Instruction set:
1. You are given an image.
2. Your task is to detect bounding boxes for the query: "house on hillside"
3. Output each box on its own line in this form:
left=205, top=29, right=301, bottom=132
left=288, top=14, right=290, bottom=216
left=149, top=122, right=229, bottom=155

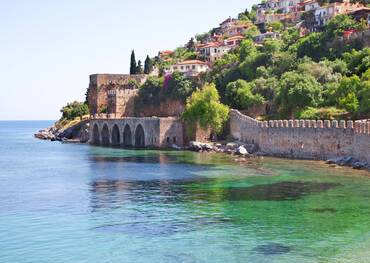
left=169, top=60, right=209, bottom=77
left=254, top=32, right=281, bottom=44
left=349, top=7, right=370, bottom=26
left=197, top=42, right=231, bottom=63
left=217, top=17, right=250, bottom=37
left=313, top=2, right=362, bottom=29
left=224, top=35, right=245, bottom=47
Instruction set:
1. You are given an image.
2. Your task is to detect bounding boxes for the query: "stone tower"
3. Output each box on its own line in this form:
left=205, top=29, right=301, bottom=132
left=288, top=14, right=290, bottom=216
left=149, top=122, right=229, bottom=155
left=87, top=74, right=147, bottom=117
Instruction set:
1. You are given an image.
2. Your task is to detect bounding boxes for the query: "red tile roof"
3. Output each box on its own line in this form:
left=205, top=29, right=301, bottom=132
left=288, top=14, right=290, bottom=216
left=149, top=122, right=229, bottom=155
left=177, top=60, right=208, bottom=65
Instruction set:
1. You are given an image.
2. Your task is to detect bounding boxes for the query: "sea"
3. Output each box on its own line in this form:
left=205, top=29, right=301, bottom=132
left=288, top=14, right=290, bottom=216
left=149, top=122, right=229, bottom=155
left=0, top=121, right=369, bottom=263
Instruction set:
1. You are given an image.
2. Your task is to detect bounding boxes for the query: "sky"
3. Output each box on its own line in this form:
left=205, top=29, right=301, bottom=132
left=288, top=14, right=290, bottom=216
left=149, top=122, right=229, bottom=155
left=0, top=0, right=259, bottom=120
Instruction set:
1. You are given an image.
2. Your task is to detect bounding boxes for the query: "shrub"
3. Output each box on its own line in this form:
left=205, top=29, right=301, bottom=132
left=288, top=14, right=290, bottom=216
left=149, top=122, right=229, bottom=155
left=296, top=107, right=347, bottom=120
left=60, top=101, right=89, bottom=120
left=182, top=83, right=230, bottom=134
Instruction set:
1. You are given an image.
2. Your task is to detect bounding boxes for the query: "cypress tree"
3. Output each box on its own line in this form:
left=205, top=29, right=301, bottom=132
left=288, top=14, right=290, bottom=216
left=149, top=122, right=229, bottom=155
left=130, top=50, right=137, bottom=75
left=144, top=55, right=153, bottom=74
left=136, top=60, right=143, bottom=74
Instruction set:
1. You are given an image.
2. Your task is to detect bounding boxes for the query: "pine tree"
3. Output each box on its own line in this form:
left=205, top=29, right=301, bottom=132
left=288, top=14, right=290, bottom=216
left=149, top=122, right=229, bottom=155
left=144, top=55, right=153, bottom=74
left=130, top=50, right=137, bottom=75
left=136, top=60, right=143, bottom=74
left=186, top=37, right=196, bottom=52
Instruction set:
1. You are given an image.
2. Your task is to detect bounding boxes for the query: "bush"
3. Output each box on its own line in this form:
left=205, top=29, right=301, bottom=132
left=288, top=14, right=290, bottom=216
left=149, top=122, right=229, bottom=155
left=276, top=71, right=322, bottom=116
left=60, top=101, right=89, bottom=120
left=296, top=107, right=347, bottom=120
left=182, top=84, right=230, bottom=134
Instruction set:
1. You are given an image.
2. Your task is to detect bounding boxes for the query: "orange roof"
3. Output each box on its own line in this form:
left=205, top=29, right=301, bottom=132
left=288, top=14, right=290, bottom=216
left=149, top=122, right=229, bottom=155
left=159, top=50, right=173, bottom=56
left=226, top=35, right=245, bottom=41
left=200, top=42, right=222, bottom=49
left=177, top=60, right=208, bottom=65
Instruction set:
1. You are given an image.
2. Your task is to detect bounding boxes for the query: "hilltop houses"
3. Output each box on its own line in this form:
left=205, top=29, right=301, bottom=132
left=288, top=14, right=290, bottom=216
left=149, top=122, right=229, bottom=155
left=169, top=60, right=209, bottom=77
left=156, top=0, right=368, bottom=78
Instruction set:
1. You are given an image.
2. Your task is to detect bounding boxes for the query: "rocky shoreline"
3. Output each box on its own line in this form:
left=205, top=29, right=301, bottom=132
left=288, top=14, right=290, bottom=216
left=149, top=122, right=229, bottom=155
left=186, top=141, right=370, bottom=171
left=35, top=125, right=369, bottom=171
left=34, top=120, right=90, bottom=143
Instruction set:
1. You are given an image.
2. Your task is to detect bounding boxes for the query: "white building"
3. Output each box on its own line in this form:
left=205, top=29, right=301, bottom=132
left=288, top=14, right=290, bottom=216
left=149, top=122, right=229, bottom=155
left=169, top=60, right=209, bottom=77
left=198, top=42, right=231, bottom=63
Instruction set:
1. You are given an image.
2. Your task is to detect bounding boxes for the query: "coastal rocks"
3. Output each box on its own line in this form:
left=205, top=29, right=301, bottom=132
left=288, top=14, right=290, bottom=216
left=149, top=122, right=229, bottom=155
left=326, top=157, right=369, bottom=170
left=236, top=146, right=249, bottom=156
left=188, top=141, right=258, bottom=158
left=34, top=120, right=90, bottom=143
left=35, top=127, right=57, bottom=141
left=188, top=141, right=213, bottom=152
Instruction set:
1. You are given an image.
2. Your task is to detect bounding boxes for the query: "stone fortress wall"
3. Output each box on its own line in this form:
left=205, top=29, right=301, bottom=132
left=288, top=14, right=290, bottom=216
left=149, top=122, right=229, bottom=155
left=88, top=74, right=147, bottom=117
left=230, top=110, right=370, bottom=164
left=90, top=114, right=184, bottom=148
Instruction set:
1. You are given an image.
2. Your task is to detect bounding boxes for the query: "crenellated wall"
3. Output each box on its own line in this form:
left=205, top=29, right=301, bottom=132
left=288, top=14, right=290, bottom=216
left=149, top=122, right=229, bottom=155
left=230, top=110, right=370, bottom=164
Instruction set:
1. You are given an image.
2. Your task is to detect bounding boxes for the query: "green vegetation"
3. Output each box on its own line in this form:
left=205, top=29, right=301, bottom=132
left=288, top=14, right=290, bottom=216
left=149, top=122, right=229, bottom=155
left=205, top=14, right=370, bottom=119
left=60, top=101, right=89, bottom=121
left=136, top=72, right=197, bottom=105
left=133, top=11, right=369, bottom=122
left=130, top=50, right=137, bottom=75
left=182, top=84, right=230, bottom=134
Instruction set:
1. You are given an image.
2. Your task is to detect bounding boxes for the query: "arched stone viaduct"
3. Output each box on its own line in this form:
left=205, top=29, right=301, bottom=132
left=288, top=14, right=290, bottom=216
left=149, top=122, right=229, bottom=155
left=90, top=115, right=184, bottom=148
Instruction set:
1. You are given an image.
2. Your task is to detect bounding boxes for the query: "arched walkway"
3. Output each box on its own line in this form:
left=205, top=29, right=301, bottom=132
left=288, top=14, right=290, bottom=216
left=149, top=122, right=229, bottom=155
left=92, top=124, right=100, bottom=145
left=123, top=124, right=132, bottom=147
left=101, top=124, right=110, bottom=146
left=135, top=124, right=145, bottom=148
left=111, top=125, right=120, bottom=146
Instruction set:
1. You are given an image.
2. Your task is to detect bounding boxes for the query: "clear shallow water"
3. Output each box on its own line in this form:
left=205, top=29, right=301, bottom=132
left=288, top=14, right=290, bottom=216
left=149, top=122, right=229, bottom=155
left=0, top=121, right=370, bottom=263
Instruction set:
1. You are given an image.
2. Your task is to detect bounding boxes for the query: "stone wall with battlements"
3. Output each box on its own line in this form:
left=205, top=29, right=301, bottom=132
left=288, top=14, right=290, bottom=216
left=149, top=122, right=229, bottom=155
left=230, top=110, right=370, bottom=164
left=87, top=74, right=147, bottom=116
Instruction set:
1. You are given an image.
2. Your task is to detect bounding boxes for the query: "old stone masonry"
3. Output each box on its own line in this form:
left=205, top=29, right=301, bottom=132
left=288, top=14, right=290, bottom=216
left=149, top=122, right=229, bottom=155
left=230, top=110, right=370, bottom=166
left=87, top=74, right=186, bottom=148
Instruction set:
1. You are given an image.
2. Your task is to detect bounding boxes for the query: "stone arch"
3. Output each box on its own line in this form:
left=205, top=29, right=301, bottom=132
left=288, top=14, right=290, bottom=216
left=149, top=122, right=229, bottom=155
left=101, top=124, right=110, bottom=146
left=135, top=124, right=145, bottom=148
left=123, top=124, right=132, bottom=147
left=111, top=124, right=120, bottom=146
left=92, top=124, right=100, bottom=145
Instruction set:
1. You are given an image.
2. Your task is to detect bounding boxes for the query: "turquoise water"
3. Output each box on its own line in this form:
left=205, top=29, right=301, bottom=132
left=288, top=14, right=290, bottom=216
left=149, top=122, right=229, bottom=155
left=0, top=121, right=370, bottom=263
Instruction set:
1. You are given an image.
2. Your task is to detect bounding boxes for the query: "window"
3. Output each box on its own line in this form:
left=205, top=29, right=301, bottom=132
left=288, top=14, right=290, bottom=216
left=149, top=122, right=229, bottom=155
left=166, top=137, right=170, bottom=143
left=192, top=65, right=196, bottom=70
left=173, top=66, right=178, bottom=70
left=186, top=66, right=190, bottom=70
left=180, top=66, right=184, bottom=70
left=173, top=137, right=176, bottom=144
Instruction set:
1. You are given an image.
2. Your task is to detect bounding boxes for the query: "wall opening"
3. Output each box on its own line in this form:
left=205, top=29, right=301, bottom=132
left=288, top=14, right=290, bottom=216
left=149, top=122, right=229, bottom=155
left=101, top=124, right=110, bottom=146
left=135, top=124, right=145, bottom=148
left=123, top=124, right=132, bottom=147
left=92, top=124, right=100, bottom=145
left=111, top=124, right=120, bottom=146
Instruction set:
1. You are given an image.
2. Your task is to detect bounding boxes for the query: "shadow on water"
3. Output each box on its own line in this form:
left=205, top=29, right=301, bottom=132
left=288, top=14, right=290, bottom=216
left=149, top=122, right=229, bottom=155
left=89, top=180, right=341, bottom=211
left=253, top=243, right=292, bottom=255
left=94, top=216, right=232, bottom=237
left=223, top=181, right=341, bottom=202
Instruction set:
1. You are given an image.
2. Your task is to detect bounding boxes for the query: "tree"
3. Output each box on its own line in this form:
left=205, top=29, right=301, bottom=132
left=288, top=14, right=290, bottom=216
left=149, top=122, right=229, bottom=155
left=182, top=84, right=230, bottom=134
left=267, top=21, right=284, bottom=32
left=136, top=60, right=143, bottom=74
left=277, top=71, right=322, bottom=116
left=60, top=101, right=89, bottom=120
left=164, top=71, right=196, bottom=101
left=130, top=50, right=137, bottom=75
left=186, top=37, right=196, bottom=52
left=225, top=79, right=264, bottom=110
left=336, top=75, right=362, bottom=112
left=144, top=55, right=153, bottom=74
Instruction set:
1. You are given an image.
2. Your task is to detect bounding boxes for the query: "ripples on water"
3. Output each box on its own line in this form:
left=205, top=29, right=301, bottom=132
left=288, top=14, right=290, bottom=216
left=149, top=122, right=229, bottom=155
left=0, top=121, right=370, bottom=263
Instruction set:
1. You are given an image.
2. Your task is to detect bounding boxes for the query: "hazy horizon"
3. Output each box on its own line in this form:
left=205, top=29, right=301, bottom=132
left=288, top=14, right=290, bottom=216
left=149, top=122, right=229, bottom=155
left=0, top=0, right=259, bottom=120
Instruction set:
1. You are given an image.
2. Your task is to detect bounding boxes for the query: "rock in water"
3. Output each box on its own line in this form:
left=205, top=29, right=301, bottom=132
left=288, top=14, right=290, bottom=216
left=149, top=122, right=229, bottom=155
left=236, top=146, right=249, bottom=156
